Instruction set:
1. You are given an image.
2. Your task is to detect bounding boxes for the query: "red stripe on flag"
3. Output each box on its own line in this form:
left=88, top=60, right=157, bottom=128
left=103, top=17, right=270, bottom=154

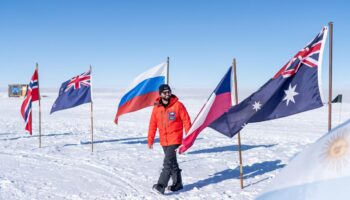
left=32, top=69, right=40, bottom=102
left=302, top=59, right=317, bottom=67
left=310, top=43, right=321, bottom=52
left=179, top=92, right=231, bottom=154
left=25, top=111, right=32, bottom=135
left=114, top=91, right=159, bottom=124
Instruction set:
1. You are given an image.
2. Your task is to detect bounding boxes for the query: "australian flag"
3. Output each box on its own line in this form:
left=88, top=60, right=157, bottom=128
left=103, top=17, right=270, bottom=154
left=51, top=70, right=92, bottom=114
left=209, top=27, right=328, bottom=138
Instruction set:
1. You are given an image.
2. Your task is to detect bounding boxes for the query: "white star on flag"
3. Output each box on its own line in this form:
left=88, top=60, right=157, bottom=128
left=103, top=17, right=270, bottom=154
left=283, top=84, right=299, bottom=106
left=252, top=101, right=262, bottom=112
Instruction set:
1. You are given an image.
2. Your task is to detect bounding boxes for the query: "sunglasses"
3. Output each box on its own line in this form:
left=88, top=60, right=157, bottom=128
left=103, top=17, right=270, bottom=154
left=161, top=91, right=171, bottom=95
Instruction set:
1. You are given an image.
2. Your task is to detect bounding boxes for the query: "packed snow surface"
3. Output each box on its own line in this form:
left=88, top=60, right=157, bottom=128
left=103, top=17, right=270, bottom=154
left=0, top=89, right=348, bottom=199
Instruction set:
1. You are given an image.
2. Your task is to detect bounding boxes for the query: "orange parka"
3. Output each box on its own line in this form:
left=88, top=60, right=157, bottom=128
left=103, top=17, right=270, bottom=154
left=148, top=95, right=191, bottom=146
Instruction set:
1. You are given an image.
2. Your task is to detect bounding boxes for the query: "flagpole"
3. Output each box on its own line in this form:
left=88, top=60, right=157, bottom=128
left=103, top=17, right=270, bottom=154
left=167, top=57, right=170, bottom=85
left=37, top=63, right=42, bottom=148
left=328, top=22, right=333, bottom=132
left=339, top=101, right=342, bottom=124
left=90, top=65, right=94, bottom=152
left=233, top=58, right=244, bottom=189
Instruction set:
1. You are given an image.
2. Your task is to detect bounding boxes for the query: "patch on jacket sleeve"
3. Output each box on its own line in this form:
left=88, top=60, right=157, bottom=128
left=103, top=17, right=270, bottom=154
left=168, top=111, right=176, bottom=121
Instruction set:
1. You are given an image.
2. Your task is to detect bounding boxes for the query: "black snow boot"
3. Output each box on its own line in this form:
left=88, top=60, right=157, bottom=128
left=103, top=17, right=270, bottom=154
left=153, top=184, right=165, bottom=195
left=168, top=169, right=183, bottom=192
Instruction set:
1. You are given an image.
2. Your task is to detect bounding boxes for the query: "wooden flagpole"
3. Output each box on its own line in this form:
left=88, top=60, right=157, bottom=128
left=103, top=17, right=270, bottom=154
left=90, top=65, right=94, bottom=152
left=167, top=57, right=170, bottom=85
left=328, top=22, right=333, bottom=132
left=37, top=63, right=42, bottom=148
left=233, top=58, right=244, bottom=189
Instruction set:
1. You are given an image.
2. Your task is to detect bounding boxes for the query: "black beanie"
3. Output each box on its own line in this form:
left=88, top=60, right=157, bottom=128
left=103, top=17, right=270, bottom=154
left=159, top=84, right=171, bottom=94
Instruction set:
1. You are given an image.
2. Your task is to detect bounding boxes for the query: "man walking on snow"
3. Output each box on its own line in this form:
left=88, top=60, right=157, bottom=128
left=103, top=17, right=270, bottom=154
left=148, top=84, right=191, bottom=194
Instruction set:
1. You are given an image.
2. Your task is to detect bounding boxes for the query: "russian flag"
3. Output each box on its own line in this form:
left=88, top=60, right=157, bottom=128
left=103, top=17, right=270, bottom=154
left=179, top=67, right=232, bottom=154
left=114, top=62, right=167, bottom=124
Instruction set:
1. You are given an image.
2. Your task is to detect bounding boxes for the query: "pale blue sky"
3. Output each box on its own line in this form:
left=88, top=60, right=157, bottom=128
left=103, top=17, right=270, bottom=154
left=0, top=0, right=349, bottom=91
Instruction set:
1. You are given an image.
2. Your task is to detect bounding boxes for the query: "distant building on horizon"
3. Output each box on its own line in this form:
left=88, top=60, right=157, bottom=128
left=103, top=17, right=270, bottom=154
left=8, top=84, right=28, bottom=97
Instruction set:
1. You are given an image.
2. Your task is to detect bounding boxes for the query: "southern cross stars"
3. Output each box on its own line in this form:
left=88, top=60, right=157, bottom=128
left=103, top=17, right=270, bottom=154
left=252, top=101, right=262, bottom=112
left=283, top=84, right=299, bottom=106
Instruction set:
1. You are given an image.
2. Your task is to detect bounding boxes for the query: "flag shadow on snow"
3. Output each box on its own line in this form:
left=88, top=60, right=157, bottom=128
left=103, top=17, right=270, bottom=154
left=0, top=132, right=74, bottom=141
left=187, top=144, right=276, bottom=155
left=0, top=132, right=16, bottom=136
left=63, top=136, right=155, bottom=147
left=83, top=137, right=201, bottom=145
left=120, top=137, right=161, bottom=145
left=173, top=160, right=285, bottom=194
left=120, top=137, right=203, bottom=145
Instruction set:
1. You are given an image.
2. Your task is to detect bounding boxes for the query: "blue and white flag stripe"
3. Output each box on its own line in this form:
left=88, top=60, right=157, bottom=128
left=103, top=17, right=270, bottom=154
left=119, top=76, right=165, bottom=107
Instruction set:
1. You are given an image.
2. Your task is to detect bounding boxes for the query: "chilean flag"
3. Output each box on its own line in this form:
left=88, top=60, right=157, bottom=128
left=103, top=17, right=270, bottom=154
left=114, top=62, right=167, bottom=124
left=179, top=67, right=232, bottom=154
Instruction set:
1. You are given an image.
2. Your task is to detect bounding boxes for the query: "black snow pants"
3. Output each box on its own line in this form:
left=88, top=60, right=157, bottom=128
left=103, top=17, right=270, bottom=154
left=157, top=144, right=181, bottom=188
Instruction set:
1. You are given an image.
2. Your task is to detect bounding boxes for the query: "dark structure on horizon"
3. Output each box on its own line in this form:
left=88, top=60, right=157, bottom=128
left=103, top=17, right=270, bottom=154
left=8, top=84, right=28, bottom=97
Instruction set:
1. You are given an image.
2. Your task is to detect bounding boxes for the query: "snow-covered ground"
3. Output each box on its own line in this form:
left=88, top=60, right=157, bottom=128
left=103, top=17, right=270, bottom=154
left=0, top=89, right=349, bottom=200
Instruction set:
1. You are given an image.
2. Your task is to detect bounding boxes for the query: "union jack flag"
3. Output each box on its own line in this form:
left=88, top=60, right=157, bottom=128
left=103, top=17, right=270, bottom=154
left=274, top=27, right=327, bottom=79
left=21, top=68, right=40, bottom=135
left=65, top=71, right=91, bottom=92
left=50, top=69, right=92, bottom=114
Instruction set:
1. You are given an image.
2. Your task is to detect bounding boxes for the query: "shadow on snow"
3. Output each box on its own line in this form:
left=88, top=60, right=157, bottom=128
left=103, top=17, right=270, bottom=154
left=170, top=160, right=285, bottom=194
left=0, top=132, right=74, bottom=141
left=63, top=137, right=159, bottom=147
left=120, top=138, right=203, bottom=145
left=187, top=144, right=277, bottom=154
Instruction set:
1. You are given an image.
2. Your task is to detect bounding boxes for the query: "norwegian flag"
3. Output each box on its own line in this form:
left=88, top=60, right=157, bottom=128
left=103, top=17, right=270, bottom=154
left=51, top=70, right=92, bottom=114
left=21, top=68, right=40, bottom=135
left=209, top=27, right=328, bottom=138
